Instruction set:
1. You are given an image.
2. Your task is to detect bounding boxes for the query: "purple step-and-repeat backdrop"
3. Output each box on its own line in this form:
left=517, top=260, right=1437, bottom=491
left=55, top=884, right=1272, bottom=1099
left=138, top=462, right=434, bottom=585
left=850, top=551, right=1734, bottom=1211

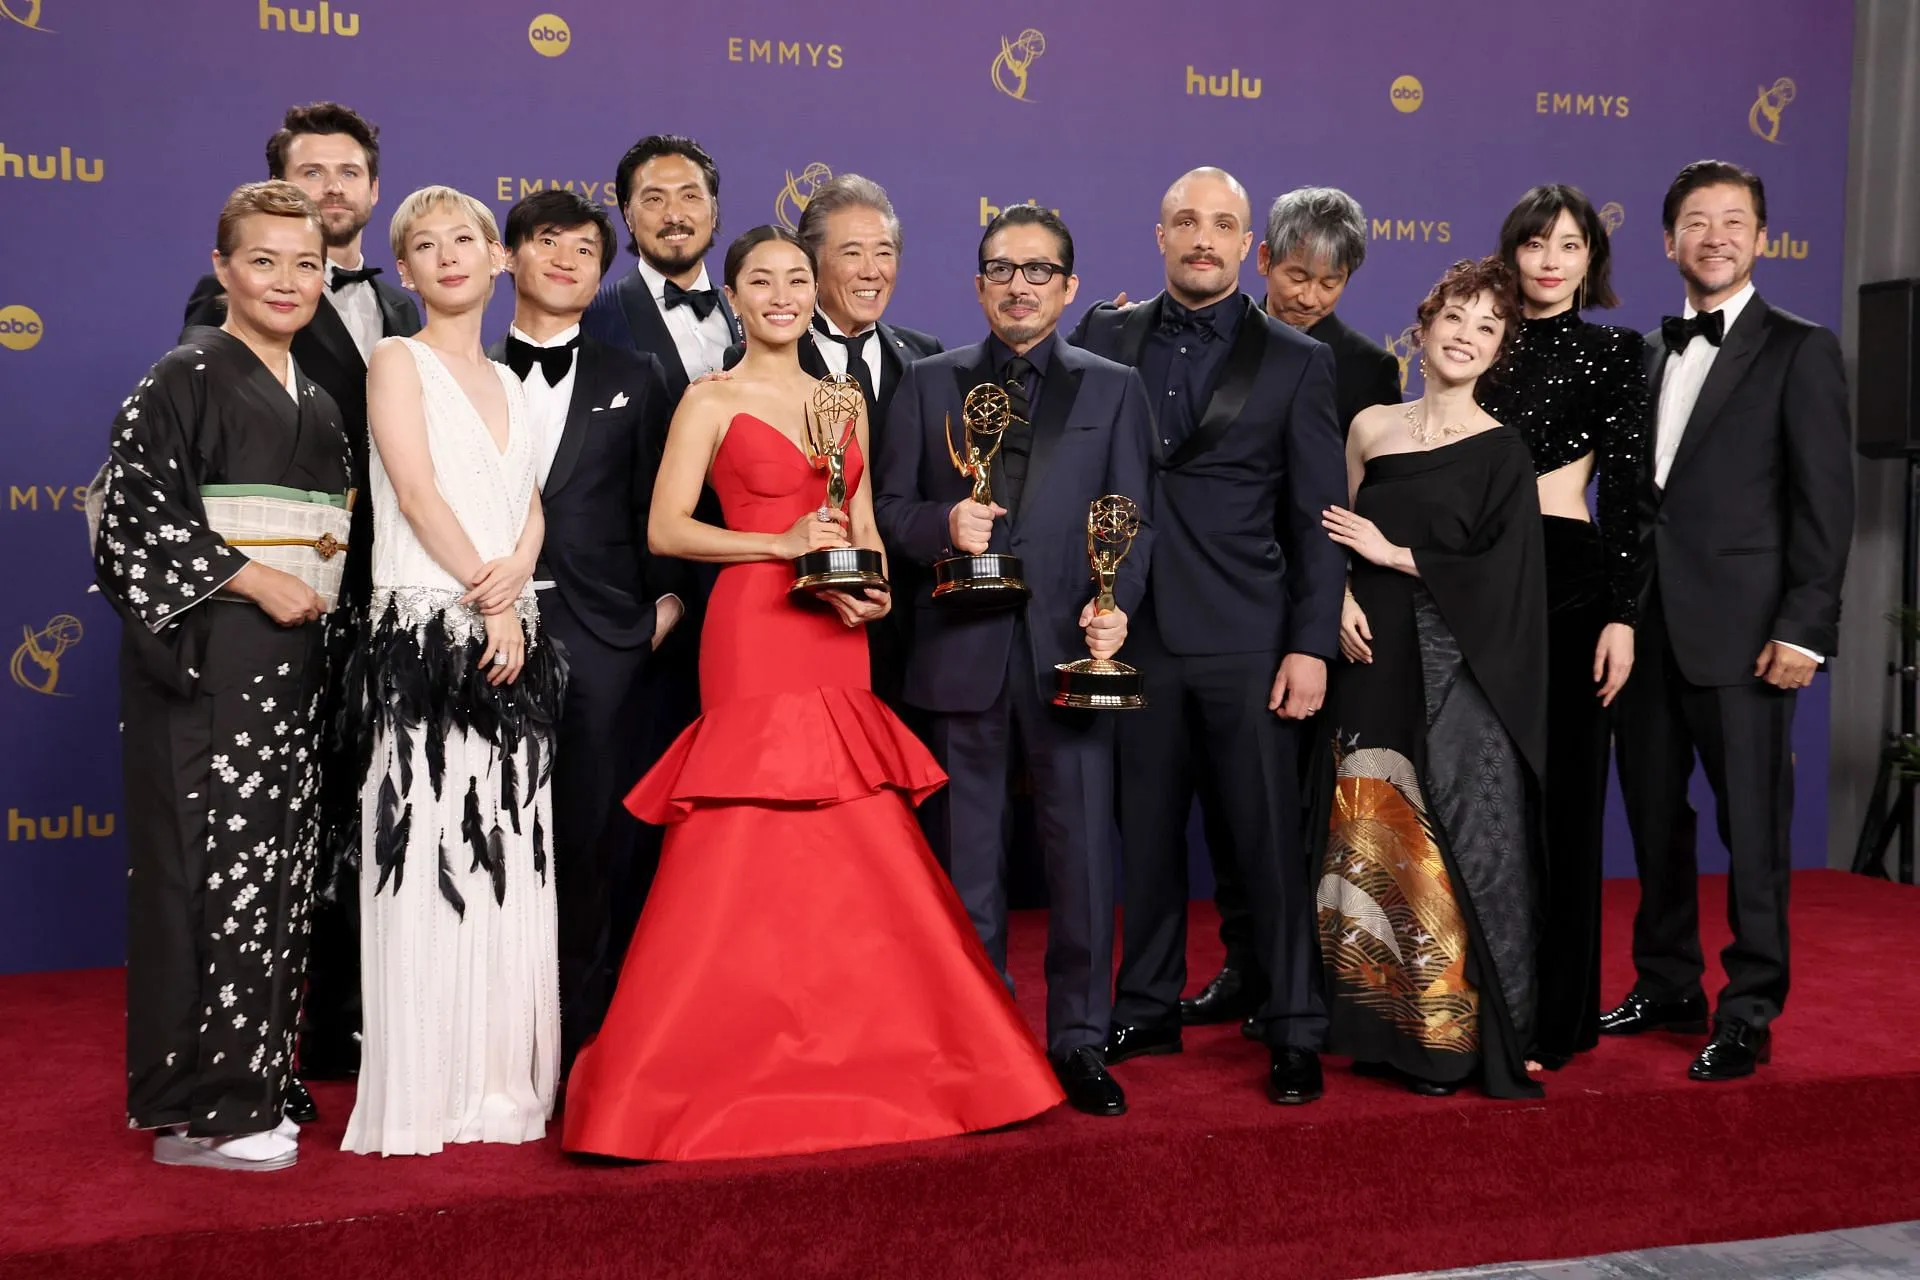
left=0, top=0, right=1852, bottom=972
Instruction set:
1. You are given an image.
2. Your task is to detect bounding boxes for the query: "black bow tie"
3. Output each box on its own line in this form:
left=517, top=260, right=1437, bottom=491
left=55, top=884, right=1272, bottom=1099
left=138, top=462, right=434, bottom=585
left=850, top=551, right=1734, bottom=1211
left=330, top=265, right=382, bottom=292
left=662, top=279, right=720, bottom=321
left=502, top=334, right=579, bottom=386
left=1159, top=299, right=1221, bottom=342
left=1661, top=310, right=1726, bottom=351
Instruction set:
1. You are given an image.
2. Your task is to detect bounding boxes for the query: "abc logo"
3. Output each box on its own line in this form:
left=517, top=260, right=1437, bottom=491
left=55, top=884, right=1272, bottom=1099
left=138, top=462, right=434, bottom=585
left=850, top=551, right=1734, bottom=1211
left=1390, top=74, right=1424, bottom=114
left=528, top=12, right=569, bottom=56
left=0, top=305, right=43, bottom=351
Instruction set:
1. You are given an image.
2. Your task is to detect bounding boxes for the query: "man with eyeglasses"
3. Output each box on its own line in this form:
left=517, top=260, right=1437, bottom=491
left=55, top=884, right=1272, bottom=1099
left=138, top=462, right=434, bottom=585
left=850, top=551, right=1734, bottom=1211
left=1069, top=167, right=1344, bottom=1106
left=875, top=205, right=1155, bottom=1118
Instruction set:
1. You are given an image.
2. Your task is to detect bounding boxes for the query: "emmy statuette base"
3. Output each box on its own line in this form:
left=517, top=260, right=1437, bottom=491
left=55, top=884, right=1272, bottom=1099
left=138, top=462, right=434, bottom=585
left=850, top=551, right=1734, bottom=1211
left=1052, top=658, right=1147, bottom=710
left=790, top=547, right=888, bottom=598
left=932, top=553, right=1030, bottom=609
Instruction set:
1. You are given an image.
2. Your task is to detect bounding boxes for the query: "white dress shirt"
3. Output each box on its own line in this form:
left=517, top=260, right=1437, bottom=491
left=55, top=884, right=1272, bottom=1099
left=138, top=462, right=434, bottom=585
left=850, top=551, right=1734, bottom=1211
left=504, top=324, right=578, bottom=592
left=635, top=258, right=731, bottom=380
left=1654, top=281, right=1820, bottom=665
left=325, top=254, right=384, bottom=364
left=812, top=309, right=884, bottom=391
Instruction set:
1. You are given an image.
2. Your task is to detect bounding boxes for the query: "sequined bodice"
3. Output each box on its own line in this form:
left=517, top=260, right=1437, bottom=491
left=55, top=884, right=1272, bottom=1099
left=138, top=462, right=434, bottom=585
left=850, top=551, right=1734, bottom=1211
left=1476, top=311, right=1650, bottom=625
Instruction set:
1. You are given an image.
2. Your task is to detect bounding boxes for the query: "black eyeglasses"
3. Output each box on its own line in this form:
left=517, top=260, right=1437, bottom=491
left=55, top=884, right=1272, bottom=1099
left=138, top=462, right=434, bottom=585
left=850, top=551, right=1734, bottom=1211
left=980, top=258, right=1068, bottom=285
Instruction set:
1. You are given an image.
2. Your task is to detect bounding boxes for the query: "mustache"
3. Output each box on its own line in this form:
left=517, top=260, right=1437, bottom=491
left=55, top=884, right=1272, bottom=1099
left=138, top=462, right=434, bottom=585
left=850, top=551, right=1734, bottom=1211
left=1182, top=253, right=1223, bottom=266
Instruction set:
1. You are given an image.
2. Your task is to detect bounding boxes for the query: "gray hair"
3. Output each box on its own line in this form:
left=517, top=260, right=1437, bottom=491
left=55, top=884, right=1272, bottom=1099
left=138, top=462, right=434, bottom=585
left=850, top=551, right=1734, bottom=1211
left=1263, top=186, right=1368, bottom=277
left=795, top=173, right=903, bottom=257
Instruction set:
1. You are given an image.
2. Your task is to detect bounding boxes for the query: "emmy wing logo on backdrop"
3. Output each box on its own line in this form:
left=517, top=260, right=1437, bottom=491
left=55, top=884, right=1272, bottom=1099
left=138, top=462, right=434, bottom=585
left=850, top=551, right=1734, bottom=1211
left=775, top=163, right=833, bottom=232
left=1600, top=201, right=1625, bottom=236
left=10, top=614, right=80, bottom=697
left=1385, top=331, right=1415, bottom=394
left=528, top=13, right=568, bottom=56
left=1749, top=77, right=1796, bottom=143
left=992, top=28, right=1046, bottom=101
left=0, top=305, right=43, bottom=351
left=1390, top=75, right=1423, bottom=113
left=0, top=0, right=49, bottom=30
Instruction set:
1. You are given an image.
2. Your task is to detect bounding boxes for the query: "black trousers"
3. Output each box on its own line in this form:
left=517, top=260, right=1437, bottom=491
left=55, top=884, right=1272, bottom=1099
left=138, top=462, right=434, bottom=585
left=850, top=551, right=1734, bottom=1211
left=301, top=607, right=366, bottom=1076
left=920, top=625, right=1114, bottom=1057
left=1114, top=615, right=1326, bottom=1048
left=541, top=590, right=652, bottom=1068
left=1614, top=592, right=1798, bottom=1026
left=1534, top=517, right=1611, bottom=1061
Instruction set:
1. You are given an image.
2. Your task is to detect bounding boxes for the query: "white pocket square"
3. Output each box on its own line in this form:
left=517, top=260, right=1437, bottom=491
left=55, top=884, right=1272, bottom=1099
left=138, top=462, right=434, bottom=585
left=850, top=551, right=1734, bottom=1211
left=608, top=392, right=629, bottom=410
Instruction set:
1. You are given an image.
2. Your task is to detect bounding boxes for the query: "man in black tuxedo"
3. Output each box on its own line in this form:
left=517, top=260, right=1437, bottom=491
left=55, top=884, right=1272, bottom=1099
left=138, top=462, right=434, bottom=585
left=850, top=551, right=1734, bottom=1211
left=722, top=174, right=943, bottom=705
left=1069, top=168, right=1343, bottom=1104
left=181, top=101, right=420, bottom=1099
left=1604, top=160, right=1853, bottom=1080
left=875, top=205, right=1154, bottom=1117
left=489, top=191, right=683, bottom=1071
left=583, top=134, right=743, bottom=395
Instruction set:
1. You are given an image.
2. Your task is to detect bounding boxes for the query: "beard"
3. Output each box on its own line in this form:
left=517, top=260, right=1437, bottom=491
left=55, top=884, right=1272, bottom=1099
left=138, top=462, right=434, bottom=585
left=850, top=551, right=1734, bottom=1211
left=320, top=202, right=372, bottom=250
left=639, top=225, right=715, bottom=276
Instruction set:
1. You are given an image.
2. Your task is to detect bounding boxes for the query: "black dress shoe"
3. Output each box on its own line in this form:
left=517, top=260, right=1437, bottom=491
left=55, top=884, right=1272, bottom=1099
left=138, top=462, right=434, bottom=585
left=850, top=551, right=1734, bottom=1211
left=1180, top=967, right=1265, bottom=1026
left=1103, top=1022, right=1182, bottom=1065
left=1689, top=1018, right=1771, bottom=1081
left=283, top=1077, right=318, bottom=1124
left=1352, top=1060, right=1456, bottom=1096
left=1598, top=991, right=1710, bottom=1036
left=1267, top=1047, right=1324, bottom=1104
left=1055, top=1046, right=1128, bottom=1117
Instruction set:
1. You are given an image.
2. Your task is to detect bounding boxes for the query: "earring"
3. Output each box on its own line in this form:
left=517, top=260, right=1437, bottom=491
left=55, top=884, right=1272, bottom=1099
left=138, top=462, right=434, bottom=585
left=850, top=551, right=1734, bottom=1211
left=1577, top=276, right=1588, bottom=311
left=1418, top=353, right=1428, bottom=381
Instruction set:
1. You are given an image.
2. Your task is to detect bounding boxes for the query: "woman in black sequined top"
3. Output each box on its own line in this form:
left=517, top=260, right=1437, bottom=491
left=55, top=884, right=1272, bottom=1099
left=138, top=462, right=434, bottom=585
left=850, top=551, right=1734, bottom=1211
left=1477, top=185, right=1650, bottom=1071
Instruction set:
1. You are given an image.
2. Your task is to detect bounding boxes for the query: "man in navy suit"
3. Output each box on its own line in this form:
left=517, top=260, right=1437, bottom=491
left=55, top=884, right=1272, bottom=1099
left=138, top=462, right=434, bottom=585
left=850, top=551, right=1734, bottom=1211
left=1069, top=168, right=1344, bottom=1105
left=875, top=205, right=1154, bottom=1117
left=489, top=190, right=684, bottom=1071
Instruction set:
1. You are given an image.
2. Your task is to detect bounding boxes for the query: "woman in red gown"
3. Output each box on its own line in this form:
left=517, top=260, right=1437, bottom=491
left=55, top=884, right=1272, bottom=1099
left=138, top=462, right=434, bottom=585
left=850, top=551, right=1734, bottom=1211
left=562, top=227, right=1063, bottom=1162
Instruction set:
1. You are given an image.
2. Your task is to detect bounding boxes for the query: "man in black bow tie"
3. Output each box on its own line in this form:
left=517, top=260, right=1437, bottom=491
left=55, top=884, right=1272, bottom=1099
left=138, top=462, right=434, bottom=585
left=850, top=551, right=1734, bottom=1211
left=492, top=190, right=684, bottom=1071
left=1068, top=167, right=1344, bottom=1106
left=584, top=134, right=742, bottom=398
left=180, top=102, right=422, bottom=1107
left=1605, top=160, right=1853, bottom=1082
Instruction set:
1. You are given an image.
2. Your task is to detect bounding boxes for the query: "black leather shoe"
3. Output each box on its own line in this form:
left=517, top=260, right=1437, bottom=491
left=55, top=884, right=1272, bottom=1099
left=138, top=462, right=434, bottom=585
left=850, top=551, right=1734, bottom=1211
left=1598, top=991, right=1710, bottom=1036
left=1181, top=967, right=1265, bottom=1025
left=283, top=1077, right=318, bottom=1125
left=1688, top=1018, right=1771, bottom=1081
left=1056, top=1046, right=1128, bottom=1116
left=1239, top=1017, right=1259, bottom=1040
left=1267, top=1047, right=1324, bottom=1105
left=1103, top=1022, right=1182, bottom=1065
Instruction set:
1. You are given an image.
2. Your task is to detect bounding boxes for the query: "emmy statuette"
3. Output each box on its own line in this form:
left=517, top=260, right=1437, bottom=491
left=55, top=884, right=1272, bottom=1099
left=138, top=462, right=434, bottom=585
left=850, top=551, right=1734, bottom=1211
left=790, top=372, right=889, bottom=598
left=932, top=383, right=1030, bottom=607
left=1052, top=495, right=1146, bottom=710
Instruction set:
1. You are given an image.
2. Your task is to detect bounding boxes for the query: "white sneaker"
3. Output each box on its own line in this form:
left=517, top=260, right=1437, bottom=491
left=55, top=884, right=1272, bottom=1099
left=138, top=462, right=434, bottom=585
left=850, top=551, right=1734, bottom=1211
left=154, top=1129, right=298, bottom=1172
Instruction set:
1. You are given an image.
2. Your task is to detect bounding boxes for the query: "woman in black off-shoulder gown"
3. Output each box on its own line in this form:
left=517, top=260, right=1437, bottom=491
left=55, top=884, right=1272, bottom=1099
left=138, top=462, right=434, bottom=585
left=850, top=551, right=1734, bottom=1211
left=1478, top=186, right=1650, bottom=1068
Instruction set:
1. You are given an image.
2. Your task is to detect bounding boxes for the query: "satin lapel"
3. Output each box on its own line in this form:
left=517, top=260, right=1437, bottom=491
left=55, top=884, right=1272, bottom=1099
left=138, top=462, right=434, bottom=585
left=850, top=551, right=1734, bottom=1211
left=1117, top=295, right=1161, bottom=368
left=373, top=280, right=417, bottom=337
left=1665, top=296, right=1770, bottom=485
left=1166, top=295, right=1268, bottom=470
left=875, top=321, right=906, bottom=409
left=543, top=343, right=600, bottom=499
left=619, top=271, right=688, bottom=389
left=1643, top=331, right=1669, bottom=488
left=302, top=298, right=366, bottom=382
left=1013, top=351, right=1085, bottom=527
left=799, top=332, right=831, bottom=380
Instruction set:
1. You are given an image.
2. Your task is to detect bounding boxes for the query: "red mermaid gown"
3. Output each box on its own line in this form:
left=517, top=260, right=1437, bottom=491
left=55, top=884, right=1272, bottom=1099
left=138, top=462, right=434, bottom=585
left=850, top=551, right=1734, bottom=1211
left=562, top=414, right=1063, bottom=1162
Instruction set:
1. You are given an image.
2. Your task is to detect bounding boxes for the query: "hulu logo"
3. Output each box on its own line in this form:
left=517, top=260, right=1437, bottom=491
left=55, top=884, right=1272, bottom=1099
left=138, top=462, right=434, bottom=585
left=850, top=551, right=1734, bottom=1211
left=258, top=0, right=359, bottom=36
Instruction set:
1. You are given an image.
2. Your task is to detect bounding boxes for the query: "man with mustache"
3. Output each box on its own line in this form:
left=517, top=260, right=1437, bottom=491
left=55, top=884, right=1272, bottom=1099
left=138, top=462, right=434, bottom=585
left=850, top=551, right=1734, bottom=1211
left=1605, top=160, right=1853, bottom=1081
left=1068, top=167, right=1344, bottom=1105
left=489, top=190, right=682, bottom=1073
left=875, top=205, right=1155, bottom=1117
left=180, top=101, right=422, bottom=1110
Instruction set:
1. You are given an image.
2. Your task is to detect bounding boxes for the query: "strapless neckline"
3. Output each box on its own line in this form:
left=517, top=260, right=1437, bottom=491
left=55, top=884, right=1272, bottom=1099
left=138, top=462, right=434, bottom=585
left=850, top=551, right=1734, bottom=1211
left=724, top=412, right=816, bottom=468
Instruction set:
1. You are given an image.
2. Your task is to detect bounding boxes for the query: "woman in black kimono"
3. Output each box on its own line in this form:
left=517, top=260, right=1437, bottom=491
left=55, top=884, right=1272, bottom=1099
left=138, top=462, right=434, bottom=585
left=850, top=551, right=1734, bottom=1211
left=1319, top=256, right=1548, bottom=1099
left=1477, top=186, right=1650, bottom=1069
left=94, top=181, right=350, bottom=1171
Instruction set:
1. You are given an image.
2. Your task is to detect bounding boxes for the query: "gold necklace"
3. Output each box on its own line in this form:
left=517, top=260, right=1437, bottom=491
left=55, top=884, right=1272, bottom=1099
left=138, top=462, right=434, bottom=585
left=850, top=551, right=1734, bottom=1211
left=1404, top=402, right=1471, bottom=447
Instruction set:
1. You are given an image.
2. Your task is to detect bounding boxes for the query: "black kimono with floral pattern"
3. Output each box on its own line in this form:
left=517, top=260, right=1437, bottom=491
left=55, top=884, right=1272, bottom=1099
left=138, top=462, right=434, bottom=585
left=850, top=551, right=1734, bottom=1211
left=95, top=326, right=349, bottom=1137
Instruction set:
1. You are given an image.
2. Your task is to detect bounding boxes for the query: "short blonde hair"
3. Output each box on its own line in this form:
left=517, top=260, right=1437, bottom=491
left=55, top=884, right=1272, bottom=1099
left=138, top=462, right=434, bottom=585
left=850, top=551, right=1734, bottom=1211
left=388, top=184, right=501, bottom=261
left=216, top=180, right=323, bottom=257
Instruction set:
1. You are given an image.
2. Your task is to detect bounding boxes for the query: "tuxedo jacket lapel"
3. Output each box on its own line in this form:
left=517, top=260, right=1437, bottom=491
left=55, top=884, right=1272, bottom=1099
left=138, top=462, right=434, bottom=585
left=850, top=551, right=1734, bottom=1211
left=1117, top=296, right=1160, bottom=368
left=799, top=332, right=831, bottom=380
left=301, top=299, right=366, bottom=383
left=1166, top=295, right=1268, bottom=469
left=373, top=280, right=417, bottom=338
left=1666, top=296, right=1770, bottom=486
left=618, top=270, right=689, bottom=389
left=543, top=345, right=601, bottom=499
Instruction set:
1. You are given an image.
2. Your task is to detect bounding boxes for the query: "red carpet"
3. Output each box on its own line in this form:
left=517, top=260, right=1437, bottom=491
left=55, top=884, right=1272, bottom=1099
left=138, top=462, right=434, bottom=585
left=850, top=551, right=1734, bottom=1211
left=5, top=872, right=1920, bottom=1279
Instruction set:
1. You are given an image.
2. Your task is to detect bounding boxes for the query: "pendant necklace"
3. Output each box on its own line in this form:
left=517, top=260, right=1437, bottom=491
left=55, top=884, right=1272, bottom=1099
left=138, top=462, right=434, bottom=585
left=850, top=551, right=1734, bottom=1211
left=1404, top=402, right=1471, bottom=447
